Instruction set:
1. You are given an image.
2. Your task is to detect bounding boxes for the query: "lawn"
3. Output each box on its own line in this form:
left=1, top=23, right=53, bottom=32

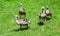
left=0, top=0, right=60, bottom=36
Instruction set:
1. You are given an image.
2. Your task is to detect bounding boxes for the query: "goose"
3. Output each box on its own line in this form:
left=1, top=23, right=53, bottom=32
left=19, top=3, right=26, bottom=18
left=14, top=15, right=30, bottom=29
left=39, top=7, right=47, bottom=22
left=39, top=7, right=46, bottom=19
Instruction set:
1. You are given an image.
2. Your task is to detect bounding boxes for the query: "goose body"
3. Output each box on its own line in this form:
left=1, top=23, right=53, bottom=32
left=19, top=8, right=26, bottom=15
left=15, top=15, right=30, bottom=24
left=40, top=13, right=46, bottom=18
left=45, top=6, right=52, bottom=16
left=46, top=9, right=51, bottom=16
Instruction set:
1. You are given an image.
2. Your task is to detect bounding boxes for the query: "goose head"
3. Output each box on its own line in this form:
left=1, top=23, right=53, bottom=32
left=20, top=3, right=23, bottom=7
left=14, top=15, right=19, bottom=19
left=41, top=6, right=45, bottom=13
left=46, top=6, right=49, bottom=9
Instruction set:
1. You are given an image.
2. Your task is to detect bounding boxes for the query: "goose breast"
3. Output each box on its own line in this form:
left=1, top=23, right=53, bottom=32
left=20, top=9, right=25, bottom=12
left=46, top=10, right=50, bottom=14
left=40, top=13, right=46, bottom=18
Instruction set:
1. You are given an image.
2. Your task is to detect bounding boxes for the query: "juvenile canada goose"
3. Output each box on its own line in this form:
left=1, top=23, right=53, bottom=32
left=39, top=7, right=47, bottom=21
left=14, top=15, right=30, bottom=29
left=19, top=3, right=26, bottom=18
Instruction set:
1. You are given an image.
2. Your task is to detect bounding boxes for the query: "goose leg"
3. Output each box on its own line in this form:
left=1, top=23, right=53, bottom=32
left=20, top=24, right=22, bottom=30
left=26, top=24, right=28, bottom=29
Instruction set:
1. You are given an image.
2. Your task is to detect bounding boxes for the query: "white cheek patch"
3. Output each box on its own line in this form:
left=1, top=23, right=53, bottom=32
left=28, top=20, right=30, bottom=23
left=14, top=15, right=18, bottom=18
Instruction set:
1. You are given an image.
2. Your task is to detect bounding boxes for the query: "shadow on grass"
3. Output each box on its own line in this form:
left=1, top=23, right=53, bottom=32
left=46, top=18, right=51, bottom=21
left=13, top=26, right=30, bottom=32
left=38, top=18, right=51, bottom=26
left=38, top=22, right=44, bottom=26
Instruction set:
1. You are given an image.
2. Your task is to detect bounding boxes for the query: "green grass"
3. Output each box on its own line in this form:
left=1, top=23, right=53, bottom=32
left=0, top=0, right=60, bottom=36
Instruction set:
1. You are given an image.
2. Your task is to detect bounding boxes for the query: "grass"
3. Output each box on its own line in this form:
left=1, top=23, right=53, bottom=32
left=0, top=0, right=60, bottom=36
